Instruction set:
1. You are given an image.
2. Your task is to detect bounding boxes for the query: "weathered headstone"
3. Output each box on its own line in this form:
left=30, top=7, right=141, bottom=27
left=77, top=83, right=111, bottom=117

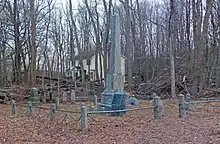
left=29, top=87, right=40, bottom=106
left=127, top=97, right=139, bottom=106
left=41, top=90, right=46, bottom=103
left=71, top=90, right=76, bottom=103
left=62, top=91, right=67, bottom=103
left=43, top=92, right=46, bottom=103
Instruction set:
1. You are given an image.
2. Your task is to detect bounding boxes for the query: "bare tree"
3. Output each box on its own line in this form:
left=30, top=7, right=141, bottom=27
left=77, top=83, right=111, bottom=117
left=30, top=0, right=37, bottom=87
left=169, top=0, right=177, bottom=98
left=124, top=0, right=133, bottom=92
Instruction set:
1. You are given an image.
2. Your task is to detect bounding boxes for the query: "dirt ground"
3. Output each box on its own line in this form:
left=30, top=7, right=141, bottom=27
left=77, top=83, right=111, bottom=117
left=0, top=101, right=220, bottom=144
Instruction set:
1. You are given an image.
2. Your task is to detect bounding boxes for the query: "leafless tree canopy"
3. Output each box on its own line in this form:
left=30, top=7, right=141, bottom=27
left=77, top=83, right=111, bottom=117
left=0, top=0, right=219, bottom=98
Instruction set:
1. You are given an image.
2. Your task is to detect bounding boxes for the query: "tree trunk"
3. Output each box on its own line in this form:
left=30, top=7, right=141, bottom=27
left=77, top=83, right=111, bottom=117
left=70, top=0, right=85, bottom=85
left=169, top=0, right=177, bottom=98
left=30, top=0, right=37, bottom=87
left=99, top=52, right=103, bottom=84
left=13, top=0, right=22, bottom=84
left=198, top=0, right=213, bottom=96
left=124, top=0, right=133, bottom=92
left=102, top=0, right=112, bottom=85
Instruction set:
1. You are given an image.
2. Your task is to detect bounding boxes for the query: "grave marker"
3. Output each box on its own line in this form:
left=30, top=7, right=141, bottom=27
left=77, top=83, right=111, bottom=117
left=71, top=90, right=76, bottom=103
left=62, top=91, right=67, bottom=103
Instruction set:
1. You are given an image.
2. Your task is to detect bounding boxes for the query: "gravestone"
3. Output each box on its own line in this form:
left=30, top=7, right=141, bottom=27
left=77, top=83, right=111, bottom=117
left=29, top=87, right=40, bottom=106
left=43, top=91, right=46, bottom=103
left=127, top=97, right=139, bottom=106
left=39, top=89, right=46, bottom=103
left=62, top=91, right=67, bottom=103
left=71, top=90, right=76, bottom=103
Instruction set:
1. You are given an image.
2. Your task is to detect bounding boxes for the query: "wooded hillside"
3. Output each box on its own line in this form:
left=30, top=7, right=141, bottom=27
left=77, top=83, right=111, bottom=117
left=0, top=0, right=219, bottom=99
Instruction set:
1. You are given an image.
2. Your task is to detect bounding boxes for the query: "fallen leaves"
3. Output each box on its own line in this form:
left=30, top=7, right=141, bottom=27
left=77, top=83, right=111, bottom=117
left=0, top=102, right=220, bottom=144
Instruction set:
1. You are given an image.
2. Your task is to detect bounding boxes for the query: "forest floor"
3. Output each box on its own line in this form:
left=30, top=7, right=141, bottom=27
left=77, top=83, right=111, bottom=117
left=0, top=100, right=220, bottom=144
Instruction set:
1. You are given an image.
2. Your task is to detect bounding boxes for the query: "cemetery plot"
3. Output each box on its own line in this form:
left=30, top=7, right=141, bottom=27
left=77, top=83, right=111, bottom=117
left=0, top=100, right=220, bottom=143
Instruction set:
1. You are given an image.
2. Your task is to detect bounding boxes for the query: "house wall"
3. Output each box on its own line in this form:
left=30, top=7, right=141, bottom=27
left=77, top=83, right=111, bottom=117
left=75, top=54, right=125, bottom=81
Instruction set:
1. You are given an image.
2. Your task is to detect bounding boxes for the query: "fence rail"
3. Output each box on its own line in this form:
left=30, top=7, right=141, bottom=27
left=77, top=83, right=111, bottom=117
left=189, top=99, right=220, bottom=104
left=81, top=96, right=162, bottom=131
left=9, top=95, right=166, bottom=131
left=178, top=94, right=220, bottom=118
left=10, top=100, right=81, bottom=127
left=87, top=106, right=153, bottom=114
left=7, top=93, right=220, bottom=131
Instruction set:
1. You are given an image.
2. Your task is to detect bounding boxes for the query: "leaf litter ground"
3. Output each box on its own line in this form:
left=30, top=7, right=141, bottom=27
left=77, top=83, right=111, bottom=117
left=0, top=100, right=220, bottom=144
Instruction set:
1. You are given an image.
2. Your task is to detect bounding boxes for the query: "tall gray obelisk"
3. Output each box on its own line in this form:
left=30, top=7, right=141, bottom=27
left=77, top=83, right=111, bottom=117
left=106, top=7, right=124, bottom=91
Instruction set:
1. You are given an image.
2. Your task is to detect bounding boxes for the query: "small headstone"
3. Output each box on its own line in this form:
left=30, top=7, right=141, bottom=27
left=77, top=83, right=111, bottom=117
left=62, top=91, right=67, bottom=103
left=127, top=97, right=139, bottom=106
left=43, top=92, right=46, bottom=103
left=71, top=90, right=76, bottom=103
left=30, top=87, right=40, bottom=106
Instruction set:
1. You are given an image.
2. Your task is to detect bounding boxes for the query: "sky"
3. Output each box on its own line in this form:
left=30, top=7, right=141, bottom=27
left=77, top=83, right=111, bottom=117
left=57, top=0, right=120, bottom=9
left=57, top=0, right=80, bottom=9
